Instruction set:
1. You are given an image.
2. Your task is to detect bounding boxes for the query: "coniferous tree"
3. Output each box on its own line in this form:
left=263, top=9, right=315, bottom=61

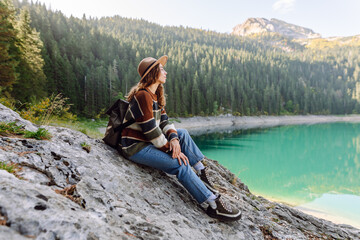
left=0, top=0, right=19, bottom=88
left=12, top=8, right=46, bottom=102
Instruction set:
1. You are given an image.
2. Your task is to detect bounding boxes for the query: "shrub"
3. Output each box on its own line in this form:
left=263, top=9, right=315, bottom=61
left=0, top=87, right=16, bottom=110
left=20, top=93, right=77, bottom=125
left=0, top=96, right=16, bottom=110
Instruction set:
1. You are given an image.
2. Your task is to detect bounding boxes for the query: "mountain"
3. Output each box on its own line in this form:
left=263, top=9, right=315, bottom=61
left=232, top=18, right=321, bottom=39
left=1, top=103, right=360, bottom=239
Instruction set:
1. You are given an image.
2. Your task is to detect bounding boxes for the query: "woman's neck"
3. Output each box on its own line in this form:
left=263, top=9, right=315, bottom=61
left=147, top=83, right=159, bottom=94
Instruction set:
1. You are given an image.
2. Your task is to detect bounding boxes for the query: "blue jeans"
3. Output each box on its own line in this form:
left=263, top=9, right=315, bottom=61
left=129, top=128, right=212, bottom=204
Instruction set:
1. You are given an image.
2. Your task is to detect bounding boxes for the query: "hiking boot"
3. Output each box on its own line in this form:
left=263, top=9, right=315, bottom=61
left=206, top=195, right=242, bottom=222
left=198, top=167, right=219, bottom=193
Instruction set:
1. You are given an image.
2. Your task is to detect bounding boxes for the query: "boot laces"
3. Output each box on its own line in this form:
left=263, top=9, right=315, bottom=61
left=204, top=168, right=214, bottom=185
left=219, top=197, right=232, bottom=213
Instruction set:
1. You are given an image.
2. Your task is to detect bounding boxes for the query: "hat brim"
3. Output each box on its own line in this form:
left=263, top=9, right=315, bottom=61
left=140, top=55, right=168, bottom=82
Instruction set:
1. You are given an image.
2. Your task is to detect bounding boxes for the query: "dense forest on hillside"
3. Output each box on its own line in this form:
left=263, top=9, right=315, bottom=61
left=1, top=0, right=360, bottom=117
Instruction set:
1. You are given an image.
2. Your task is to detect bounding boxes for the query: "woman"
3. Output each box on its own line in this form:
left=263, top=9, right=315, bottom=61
left=121, top=55, right=241, bottom=221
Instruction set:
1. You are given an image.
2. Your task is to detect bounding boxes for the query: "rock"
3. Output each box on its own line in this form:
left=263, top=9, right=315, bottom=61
left=0, top=104, right=38, bottom=132
left=0, top=226, right=29, bottom=240
left=0, top=103, right=359, bottom=239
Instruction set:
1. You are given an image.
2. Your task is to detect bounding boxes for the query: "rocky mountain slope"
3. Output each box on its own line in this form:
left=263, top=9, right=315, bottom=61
left=232, top=18, right=321, bottom=39
left=1, top=103, right=359, bottom=240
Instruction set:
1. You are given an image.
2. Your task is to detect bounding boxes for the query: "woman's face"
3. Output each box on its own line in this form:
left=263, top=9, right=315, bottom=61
left=156, top=64, right=167, bottom=84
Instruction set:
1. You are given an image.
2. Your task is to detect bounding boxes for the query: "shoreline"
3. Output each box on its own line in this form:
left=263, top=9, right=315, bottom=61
left=173, top=114, right=360, bottom=230
left=295, top=206, right=360, bottom=229
left=254, top=193, right=360, bottom=229
left=172, top=114, right=360, bottom=135
left=98, top=114, right=360, bottom=135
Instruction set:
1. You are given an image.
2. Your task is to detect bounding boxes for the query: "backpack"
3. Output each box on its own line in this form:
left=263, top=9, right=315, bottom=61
left=103, top=99, right=135, bottom=152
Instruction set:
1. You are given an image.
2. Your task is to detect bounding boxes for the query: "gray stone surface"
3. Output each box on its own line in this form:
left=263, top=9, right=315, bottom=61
left=0, top=104, right=38, bottom=132
left=1, top=103, right=359, bottom=240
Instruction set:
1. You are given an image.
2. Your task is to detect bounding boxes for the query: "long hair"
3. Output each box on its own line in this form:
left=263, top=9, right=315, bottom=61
left=126, top=64, right=166, bottom=108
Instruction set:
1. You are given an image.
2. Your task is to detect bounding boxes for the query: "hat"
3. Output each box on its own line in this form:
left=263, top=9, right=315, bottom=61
left=138, top=55, right=168, bottom=82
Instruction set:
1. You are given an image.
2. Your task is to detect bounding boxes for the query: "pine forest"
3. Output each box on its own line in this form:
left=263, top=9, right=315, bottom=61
left=1, top=0, right=360, bottom=118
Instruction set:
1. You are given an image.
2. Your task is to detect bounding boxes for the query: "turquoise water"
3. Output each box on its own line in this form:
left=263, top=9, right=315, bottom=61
left=192, top=123, right=360, bottom=227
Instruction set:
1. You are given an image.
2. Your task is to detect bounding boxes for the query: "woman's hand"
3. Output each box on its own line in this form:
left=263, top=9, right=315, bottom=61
left=175, top=152, right=189, bottom=166
left=170, top=139, right=181, bottom=159
left=169, top=139, right=189, bottom=166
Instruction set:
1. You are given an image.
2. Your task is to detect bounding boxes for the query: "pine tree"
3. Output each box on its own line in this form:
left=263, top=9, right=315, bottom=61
left=0, top=0, right=19, bottom=88
left=12, top=8, right=46, bottom=102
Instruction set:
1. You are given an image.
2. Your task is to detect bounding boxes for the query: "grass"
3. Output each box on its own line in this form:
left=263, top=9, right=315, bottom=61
left=24, top=128, right=52, bottom=140
left=49, top=117, right=108, bottom=139
left=0, top=122, right=51, bottom=140
left=2, top=95, right=107, bottom=139
left=0, top=122, right=25, bottom=136
left=1, top=117, right=107, bottom=141
left=0, top=161, right=22, bottom=179
left=81, top=142, right=91, bottom=153
left=0, top=161, right=17, bottom=173
left=19, top=93, right=77, bottom=126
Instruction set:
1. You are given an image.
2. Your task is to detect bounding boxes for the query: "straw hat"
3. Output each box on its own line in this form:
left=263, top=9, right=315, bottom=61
left=137, top=55, right=168, bottom=82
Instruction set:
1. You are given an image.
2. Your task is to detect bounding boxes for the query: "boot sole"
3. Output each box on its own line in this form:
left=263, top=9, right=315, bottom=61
left=206, top=208, right=242, bottom=222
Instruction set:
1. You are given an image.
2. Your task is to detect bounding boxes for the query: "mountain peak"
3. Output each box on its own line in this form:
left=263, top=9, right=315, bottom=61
left=232, top=18, right=321, bottom=39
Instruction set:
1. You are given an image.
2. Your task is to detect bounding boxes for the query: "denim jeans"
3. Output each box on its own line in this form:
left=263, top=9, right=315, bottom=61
left=129, top=128, right=212, bottom=204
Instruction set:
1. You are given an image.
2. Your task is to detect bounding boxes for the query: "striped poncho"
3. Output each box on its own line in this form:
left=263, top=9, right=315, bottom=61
left=120, top=89, right=178, bottom=157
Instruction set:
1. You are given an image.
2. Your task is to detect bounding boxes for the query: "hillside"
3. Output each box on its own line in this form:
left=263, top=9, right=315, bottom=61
left=1, top=0, right=360, bottom=119
left=1, top=103, right=360, bottom=239
left=295, top=35, right=360, bottom=49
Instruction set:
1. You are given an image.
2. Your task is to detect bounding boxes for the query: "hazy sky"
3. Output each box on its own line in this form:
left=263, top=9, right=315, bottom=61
left=35, top=0, right=360, bottom=37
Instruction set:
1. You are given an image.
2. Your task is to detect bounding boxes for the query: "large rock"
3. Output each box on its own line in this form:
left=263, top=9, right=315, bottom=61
left=1, top=103, right=359, bottom=239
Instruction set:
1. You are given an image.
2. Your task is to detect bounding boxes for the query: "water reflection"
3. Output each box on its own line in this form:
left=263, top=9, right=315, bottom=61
left=353, top=134, right=360, bottom=171
left=296, top=194, right=360, bottom=228
left=193, top=123, right=360, bottom=226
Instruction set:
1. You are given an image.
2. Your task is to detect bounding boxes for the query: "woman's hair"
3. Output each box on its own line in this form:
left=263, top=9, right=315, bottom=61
left=126, top=64, right=166, bottom=108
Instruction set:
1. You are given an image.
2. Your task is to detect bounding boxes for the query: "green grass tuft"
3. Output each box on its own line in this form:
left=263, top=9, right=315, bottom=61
left=0, top=122, right=51, bottom=140
left=0, top=161, right=23, bottom=179
left=0, top=161, right=16, bottom=173
left=0, top=122, right=25, bottom=136
left=81, top=142, right=91, bottom=153
left=24, top=128, right=52, bottom=140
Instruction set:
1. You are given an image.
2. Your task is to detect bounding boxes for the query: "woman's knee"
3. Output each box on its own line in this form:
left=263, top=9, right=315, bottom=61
left=177, top=128, right=189, bottom=139
left=176, top=163, right=192, bottom=179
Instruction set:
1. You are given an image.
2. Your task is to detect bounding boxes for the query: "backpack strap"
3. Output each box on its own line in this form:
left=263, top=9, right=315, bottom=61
left=114, top=118, right=135, bottom=132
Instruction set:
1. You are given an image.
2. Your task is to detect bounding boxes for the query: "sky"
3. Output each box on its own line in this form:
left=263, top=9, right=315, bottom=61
left=35, top=0, right=360, bottom=37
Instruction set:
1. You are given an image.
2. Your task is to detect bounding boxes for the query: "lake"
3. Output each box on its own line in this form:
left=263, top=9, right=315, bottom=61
left=192, top=123, right=360, bottom=228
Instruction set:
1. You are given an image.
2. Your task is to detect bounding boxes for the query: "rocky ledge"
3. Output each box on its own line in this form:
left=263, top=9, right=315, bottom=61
left=0, top=103, right=359, bottom=240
